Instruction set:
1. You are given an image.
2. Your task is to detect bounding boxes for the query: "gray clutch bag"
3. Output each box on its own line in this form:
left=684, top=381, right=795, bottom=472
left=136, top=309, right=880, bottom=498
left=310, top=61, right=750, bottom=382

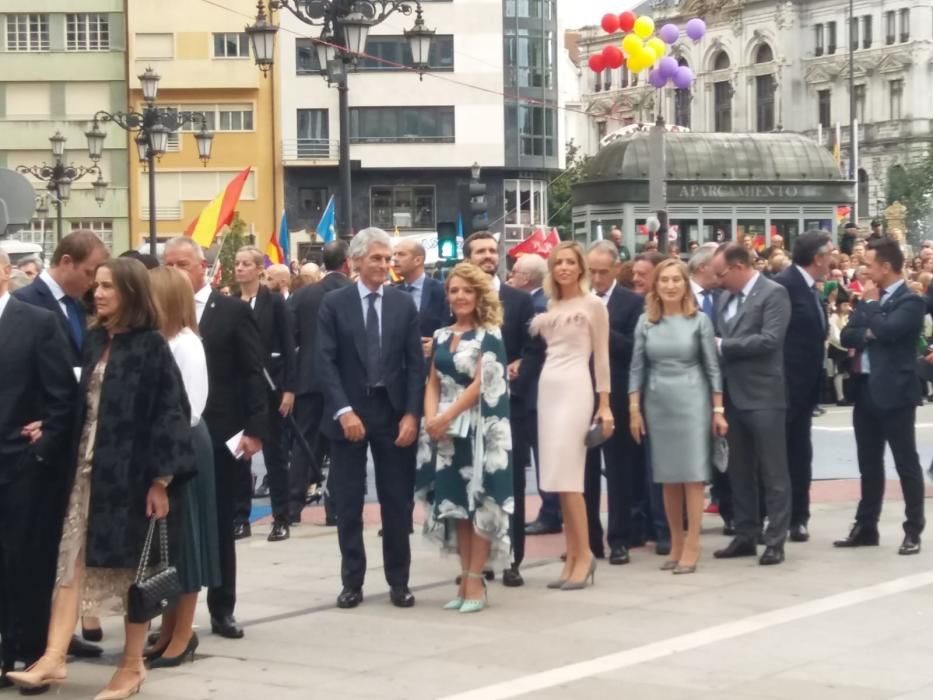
left=585, top=419, right=609, bottom=449
left=711, top=435, right=729, bottom=473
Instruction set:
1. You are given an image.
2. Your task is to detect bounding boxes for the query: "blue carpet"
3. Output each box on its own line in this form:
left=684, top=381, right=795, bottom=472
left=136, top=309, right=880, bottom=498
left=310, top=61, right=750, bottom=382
left=250, top=504, right=273, bottom=522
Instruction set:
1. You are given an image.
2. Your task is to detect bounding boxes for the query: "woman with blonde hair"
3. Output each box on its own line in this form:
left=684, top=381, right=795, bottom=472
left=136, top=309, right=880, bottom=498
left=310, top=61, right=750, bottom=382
left=629, top=259, right=726, bottom=573
left=143, top=267, right=220, bottom=668
left=532, top=241, right=612, bottom=590
left=416, top=262, right=512, bottom=614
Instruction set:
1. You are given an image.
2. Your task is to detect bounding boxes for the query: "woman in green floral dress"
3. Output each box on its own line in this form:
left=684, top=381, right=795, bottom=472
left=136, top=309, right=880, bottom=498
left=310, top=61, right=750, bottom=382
left=416, top=262, right=513, bottom=614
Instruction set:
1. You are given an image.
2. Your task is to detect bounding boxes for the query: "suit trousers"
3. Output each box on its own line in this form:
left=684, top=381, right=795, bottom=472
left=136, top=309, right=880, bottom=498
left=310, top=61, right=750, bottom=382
left=785, top=402, right=814, bottom=527
left=630, top=442, right=669, bottom=544
left=330, top=391, right=415, bottom=590
left=852, top=377, right=926, bottom=536
left=710, top=468, right=734, bottom=523
left=509, top=404, right=529, bottom=569
left=207, top=439, right=241, bottom=619
left=530, top=410, right=562, bottom=526
left=288, top=392, right=328, bottom=521
left=725, top=399, right=791, bottom=547
left=584, top=424, right=636, bottom=554
left=235, top=396, right=291, bottom=525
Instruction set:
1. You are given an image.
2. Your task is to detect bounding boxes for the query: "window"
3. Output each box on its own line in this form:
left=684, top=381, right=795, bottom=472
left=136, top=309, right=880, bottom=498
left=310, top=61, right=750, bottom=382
left=71, top=220, right=113, bottom=250
left=66, top=14, right=109, bottom=51
left=850, top=16, right=859, bottom=51
left=212, top=32, right=250, bottom=58
left=755, top=43, right=773, bottom=64
left=889, top=79, right=903, bottom=120
left=503, top=179, right=548, bottom=242
left=350, top=106, right=454, bottom=143
left=218, top=107, right=253, bottom=131
left=136, top=33, right=173, bottom=59
left=518, top=104, right=556, bottom=157
left=885, top=11, right=895, bottom=44
left=296, top=38, right=322, bottom=74
left=756, top=74, right=775, bottom=132
left=862, top=15, right=872, bottom=49
left=505, top=27, right=555, bottom=89
left=296, top=109, right=330, bottom=157
left=714, top=81, right=732, bottom=132
left=712, top=50, right=731, bottom=71
left=814, top=23, right=824, bottom=56
left=370, top=186, right=435, bottom=230
left=818, top=89, right=831, bottom=128
left=827, top=21, right=837, bottom=54
left=593, top=68, right=602, bottom=92
left=6, top=14, right=49, bottom=51
left=674, top=59, right=691, bottom=128
left=899, top=9, right=910, bottom=42
left=358, top=34, right=454, bottom=71
left=854, top=84, right=866, bottom=122
left=602, top=68, right=612, bottom=91
left=299, top=187, right=328, bottom=216
left=505, top=0, right=554, bottom=20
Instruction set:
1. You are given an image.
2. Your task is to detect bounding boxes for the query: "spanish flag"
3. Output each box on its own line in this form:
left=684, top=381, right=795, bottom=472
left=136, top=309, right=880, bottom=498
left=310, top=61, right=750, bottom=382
left=185, top=167, right=252, bottom=248
left=264, top=235, right=284, bottom=266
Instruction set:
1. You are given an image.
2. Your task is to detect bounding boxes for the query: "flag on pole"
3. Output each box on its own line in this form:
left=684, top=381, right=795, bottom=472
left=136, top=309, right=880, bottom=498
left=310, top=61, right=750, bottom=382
left=263, top=234, right=284, bottom=267
left=184, top=167, right=252, bottom=248
left=456, top=214, right=464, bottom=241
left=833, top=123, right=842, bottom=170
left=317, top=195, right=336, bottom=243
left=393, top=226, right=400, bottom=238
left=278, top=210, right=290, bottom=263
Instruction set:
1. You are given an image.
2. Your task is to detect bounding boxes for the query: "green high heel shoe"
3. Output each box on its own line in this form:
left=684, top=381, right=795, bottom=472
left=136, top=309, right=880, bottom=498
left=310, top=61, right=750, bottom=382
left=459, top=572, right=487, bottom=614
left=444, top=571, right=468, bottom=609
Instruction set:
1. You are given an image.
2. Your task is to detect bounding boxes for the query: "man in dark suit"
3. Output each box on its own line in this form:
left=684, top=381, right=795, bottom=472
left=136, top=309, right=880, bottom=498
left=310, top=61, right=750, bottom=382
left=287, top=241, right=352, bottom=524
left=465, top=231, right=534, bottom=587
left=317, top=228, right=424, bottom=609
left=712, top=243, right=792, bottom=566
left=164, top=236, right=268, bottom=639
left=837, top=237, right=926, bottom=554
left=584, top=241, right=644, bottom=565
left=773, top=232, right=832, bottom=543
left=392, top=238, right=450, bottom=355
left=0, top=251, right=77, bottom=690
left=231, top=245, right=298, bottom=542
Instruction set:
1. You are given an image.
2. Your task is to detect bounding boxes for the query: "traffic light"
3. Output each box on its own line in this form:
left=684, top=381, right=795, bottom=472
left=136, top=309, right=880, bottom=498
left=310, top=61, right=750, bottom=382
left=469, top=181, right=488, bottom=233
left=437, top=220, right=457, bottom=260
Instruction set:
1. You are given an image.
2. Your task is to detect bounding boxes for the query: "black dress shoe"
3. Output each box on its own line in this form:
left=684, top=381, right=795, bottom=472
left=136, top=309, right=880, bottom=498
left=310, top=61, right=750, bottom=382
left=389, top=586, right=415, bottom=608
left=19, top=685, right=50, bottom=696
left=502, top=567, right=524, bottom=587
left=233, top=522, right=252, bottom=540
left=722, top=521, right=736, bottom=537
left=833, top=523, right=880, bottom=548
left=759, top=546, right=785, bottom=566
left=210, top=616, right=244, bottom=639
left=0, top=671, right=12, bottom=690
left=713, top=538, right=757, bottom=559
left=67, top=635, right=103, bottom=657
left=147, top=633, right=199, bottom=669
left=81, top=623, right=103, bottom=643
left=337, top=588, right=363, bottom=609
left=899, top=534, right=922, bottom=555
left=789, top=524, right=810, bottom=542
left=655, top=539, right=671, bottom=556
left=525, top=520, right=561, bottom=535
left=609, top=546, right=631, bottom=565
left=267, top=521, right=290, bottom=542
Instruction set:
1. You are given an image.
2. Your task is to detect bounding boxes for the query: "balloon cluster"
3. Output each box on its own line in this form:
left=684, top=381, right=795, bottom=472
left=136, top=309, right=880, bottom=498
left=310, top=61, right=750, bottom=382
left=589, top=12, right=707, bottom=91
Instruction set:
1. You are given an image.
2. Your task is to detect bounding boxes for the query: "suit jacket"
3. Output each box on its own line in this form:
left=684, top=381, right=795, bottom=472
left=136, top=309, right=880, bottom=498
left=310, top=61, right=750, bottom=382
left=317, top=283, right=425, bottom=438
left=841, top=283, right=925, bottom=411
left=531, top=287, right=548, bottom=314
left=250, top=286, right=297, bottom=394
left=605, top=285, right=645, bottom=406
left=0, top=297, right=76, bottom=482
left=199, top=291, right=268, bottom=442
left=774, top=266, right=828, bottom=415
left=512, top=287, right=549, bottom=412
left=498, top=283, right=535, bottom=416
left=13, top=275, right=85, bottom=365
left=716, top=274, right=791, bottom=411
left=288, top=272, right=352, bottom=395
left=415, top=275, right=450, bottom=339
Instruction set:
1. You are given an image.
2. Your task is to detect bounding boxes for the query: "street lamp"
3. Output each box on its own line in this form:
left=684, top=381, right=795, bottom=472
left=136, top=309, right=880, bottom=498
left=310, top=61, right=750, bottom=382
left=89, top=66, right=214, bottom=255
left=248, top=0, right=434, bottom=239
left=16, top=131, right=106, bottom=244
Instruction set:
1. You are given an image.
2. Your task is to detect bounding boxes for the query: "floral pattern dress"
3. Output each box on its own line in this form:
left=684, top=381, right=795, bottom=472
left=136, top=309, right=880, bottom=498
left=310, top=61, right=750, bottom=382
left=415, top=327, right=514, bottom=563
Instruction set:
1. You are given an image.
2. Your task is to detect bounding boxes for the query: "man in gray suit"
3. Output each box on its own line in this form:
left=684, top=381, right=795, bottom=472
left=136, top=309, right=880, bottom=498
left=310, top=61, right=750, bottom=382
left=711, top=243, right=792, bottom=566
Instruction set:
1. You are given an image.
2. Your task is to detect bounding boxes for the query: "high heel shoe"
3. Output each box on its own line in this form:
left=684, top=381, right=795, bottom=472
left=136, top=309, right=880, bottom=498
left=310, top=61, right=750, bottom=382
left=444, top=572, right=467, bottom=609
left=546, top=578, right=568, bottom=589
left=82, top=623, right=103, bottom=643
left=6, top=657, right=67, bottom=689
left=660, top=560, right=678, bottom=571
left=560, top=558, right=597, bottom=590
left=93, top=665, right=146, bottom=700
left=147, top=633, right=199, bottom=669
left=673, top=561, right=698, bottom=575
left=459, top=572, right=487, bottom=614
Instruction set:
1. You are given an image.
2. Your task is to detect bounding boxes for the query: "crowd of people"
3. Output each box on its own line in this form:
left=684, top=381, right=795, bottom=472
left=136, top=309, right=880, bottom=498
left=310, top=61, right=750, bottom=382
left=0, top=221, right=929, bottom=698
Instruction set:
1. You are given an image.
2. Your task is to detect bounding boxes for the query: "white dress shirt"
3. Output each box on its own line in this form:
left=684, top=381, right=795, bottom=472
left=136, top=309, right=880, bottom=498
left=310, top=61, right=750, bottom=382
left=40, top=271, right=69, bottom=316
left=194, top=284, right=212, bottom=324
left=594, top=281, right=616, bottom=306
left=690, top=279, right=707, bottom=309
left=723, top=272, right=760, bottom=322
left=861, top=279, right=905, bottom=375
left=405, top=273, right=426, bottom=311
left=168, top=327, right=209, bottom=427
left=491, top=275, right=501, bottom=292
left=357, top=279, right=383, bottom=335
left=0, top=291, right=9, bottom=320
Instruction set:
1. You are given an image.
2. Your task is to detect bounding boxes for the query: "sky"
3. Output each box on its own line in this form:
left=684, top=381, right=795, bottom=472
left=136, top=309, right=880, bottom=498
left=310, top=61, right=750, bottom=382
left=560, top=0, right=641, bottom=31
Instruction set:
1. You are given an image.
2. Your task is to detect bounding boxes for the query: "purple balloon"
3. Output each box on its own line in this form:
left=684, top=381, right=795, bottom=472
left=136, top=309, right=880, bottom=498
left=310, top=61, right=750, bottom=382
left=659, top=23, right=680, bottom=44
left=648, top=68, right=667, bottom=89
left=658, top=56, right=679, bottom=79
left=673, top=65, right=694, bottom=89
left=685, top=18, right=706, bottom=41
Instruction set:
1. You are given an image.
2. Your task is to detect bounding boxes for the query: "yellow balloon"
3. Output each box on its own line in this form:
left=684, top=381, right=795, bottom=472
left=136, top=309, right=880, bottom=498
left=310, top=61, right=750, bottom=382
left=646, top=37, right=666, bottom=58
left=633, top=16, right=655, bottom=40
left=622, top=33, right=643, bottom=56
left=630, top=51, right=648, bottom=73
left=641, top=46, right=658, bottom=67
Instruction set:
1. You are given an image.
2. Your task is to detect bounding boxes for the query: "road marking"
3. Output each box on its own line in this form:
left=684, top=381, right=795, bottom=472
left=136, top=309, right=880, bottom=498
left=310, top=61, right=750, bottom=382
left=814, top=423, right=933, bottom=432
left=438, top=570, right=933, bottom=700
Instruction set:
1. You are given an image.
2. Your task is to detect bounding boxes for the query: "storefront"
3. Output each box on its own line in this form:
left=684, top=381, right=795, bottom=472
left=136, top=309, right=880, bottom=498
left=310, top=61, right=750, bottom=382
left=572, top=132, right=854, bottom=254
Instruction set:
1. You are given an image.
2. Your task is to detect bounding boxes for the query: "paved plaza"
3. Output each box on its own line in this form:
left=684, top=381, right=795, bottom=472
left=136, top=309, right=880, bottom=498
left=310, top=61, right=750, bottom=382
left=44, top=405, right=933, bottom=700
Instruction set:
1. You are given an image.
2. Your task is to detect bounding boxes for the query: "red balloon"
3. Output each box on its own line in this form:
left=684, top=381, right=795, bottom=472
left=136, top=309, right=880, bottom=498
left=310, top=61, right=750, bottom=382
left=601, top=13, right=620, bottom=34
left=602, top=45, right=624, bottom=69
left=618, top=11, right=636, bottom=33
left=588, top=53, right=606, bottom=72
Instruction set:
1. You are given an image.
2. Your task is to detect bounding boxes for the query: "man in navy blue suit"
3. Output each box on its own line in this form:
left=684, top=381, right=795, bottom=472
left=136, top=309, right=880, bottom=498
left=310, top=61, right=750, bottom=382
left=774, top=232, right=832, bottom=543
left=392, top=237, right=450, bottom=358
left=317, top=228, right=425, bottom=609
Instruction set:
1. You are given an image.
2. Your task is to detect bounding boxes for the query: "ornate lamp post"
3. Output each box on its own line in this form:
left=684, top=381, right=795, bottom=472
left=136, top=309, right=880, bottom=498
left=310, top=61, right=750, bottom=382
left=86, top=67, right=214, bottom=255
left=16, top=131, right=107, bottom=244
left=247, top=0, right=434, bottom=239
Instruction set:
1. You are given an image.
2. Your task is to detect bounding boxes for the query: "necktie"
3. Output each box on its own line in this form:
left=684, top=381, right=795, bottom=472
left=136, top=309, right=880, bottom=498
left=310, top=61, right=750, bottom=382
left=62, top=296, right=85, bottom=349
left=701, top=290, right=714, bottom=318
left=366, top=292, right=383, bottom=387
left=812, top=284, right=826, bottom=330
left=401, top=284, right=414, bottom=294
left=729, top=292, right=744, bottom=328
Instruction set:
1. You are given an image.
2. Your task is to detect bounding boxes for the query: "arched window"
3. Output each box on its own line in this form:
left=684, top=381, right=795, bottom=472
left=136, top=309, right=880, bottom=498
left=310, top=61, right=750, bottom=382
left=712, top=50, right=730, bottom=71
left=858, top=168, right=869, bottom=218
left=674, top=57, right=691, bottom=128
left=714, top=80, right=732, bottom=132
left=755, top=43, right=774, bottom=63
left=755, top=43, right=775, bottom=131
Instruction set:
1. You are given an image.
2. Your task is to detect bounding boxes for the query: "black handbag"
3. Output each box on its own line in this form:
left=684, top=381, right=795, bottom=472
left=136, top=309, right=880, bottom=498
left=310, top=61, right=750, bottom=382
left=127, top=516, right=182, bottom=624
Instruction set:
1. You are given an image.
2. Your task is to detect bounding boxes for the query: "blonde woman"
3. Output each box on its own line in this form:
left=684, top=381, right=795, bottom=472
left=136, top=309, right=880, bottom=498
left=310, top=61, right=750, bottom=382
left=415, top=262, right=512, bottom=614
left=629, top=259, right=726, bottom=573
left=532, top=241, right=612, bottom=590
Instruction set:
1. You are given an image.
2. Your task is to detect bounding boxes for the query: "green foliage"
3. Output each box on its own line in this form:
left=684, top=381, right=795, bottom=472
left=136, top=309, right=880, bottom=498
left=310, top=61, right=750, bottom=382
left=548, top=140, right=590, bottom=240
left=886, top=161, right=933, bottom=243
left=217, top=213, right=248, bottom=289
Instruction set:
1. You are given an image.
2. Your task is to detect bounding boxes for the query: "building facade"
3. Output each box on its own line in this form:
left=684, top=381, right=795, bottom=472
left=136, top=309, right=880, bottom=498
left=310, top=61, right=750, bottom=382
left=278, top=0, right=562, bottom=253
left=570, top=0, right=933, bottom=226
left=126, top=0, right=277, bottom=247
left=0, top=1, right=129, bottom=255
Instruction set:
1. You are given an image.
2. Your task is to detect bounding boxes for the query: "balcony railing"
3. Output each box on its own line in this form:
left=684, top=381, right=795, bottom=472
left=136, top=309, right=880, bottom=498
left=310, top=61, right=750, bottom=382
left=141, top=206, right=182, bottom=221
left=282, top=138, right=340, bottom=163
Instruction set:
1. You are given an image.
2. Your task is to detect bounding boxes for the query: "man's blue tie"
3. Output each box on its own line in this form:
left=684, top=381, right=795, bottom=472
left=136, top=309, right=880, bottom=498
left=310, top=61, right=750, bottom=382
left=62, top=296, right=85, bottom=349
left=366, top=292, right=383, bottom=387
left=701, top=290, right=714, bottom=319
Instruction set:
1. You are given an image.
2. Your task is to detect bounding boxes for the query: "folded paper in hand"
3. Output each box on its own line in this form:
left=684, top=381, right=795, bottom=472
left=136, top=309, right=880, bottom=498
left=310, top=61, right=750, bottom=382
left=226, top=430, right=245, bottom=459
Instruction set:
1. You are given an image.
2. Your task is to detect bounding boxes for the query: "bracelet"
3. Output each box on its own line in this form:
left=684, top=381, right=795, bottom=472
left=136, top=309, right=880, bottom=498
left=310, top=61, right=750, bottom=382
left=712, top=407, right=725, bottom=415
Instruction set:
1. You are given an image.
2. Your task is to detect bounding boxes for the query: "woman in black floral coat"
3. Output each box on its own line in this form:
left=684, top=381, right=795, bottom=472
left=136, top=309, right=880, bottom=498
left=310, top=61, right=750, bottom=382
left=8, top=258, right=194, bottom=700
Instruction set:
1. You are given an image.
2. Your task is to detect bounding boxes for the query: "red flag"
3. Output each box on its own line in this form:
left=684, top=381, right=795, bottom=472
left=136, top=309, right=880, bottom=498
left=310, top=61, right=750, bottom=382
left=507, top=228, right=549, bottom=259
left=185, top=167, right=252, bottom=248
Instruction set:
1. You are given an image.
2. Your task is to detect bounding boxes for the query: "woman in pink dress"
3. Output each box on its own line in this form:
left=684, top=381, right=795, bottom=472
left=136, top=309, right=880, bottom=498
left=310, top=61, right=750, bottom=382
left=532, top=242, right=613, bottom=590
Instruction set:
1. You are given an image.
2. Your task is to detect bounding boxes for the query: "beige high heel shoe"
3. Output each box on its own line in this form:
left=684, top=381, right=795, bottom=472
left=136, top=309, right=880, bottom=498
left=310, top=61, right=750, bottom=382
left=93, top=663, right=146, bottom=700
left=6, top=656, right=67, bottom=690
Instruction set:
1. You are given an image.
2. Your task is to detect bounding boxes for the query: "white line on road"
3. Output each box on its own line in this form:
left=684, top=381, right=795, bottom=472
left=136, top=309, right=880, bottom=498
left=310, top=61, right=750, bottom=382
left=814, top=423, right=933, bottom=432
left=438, top=570, right=933, bottom=700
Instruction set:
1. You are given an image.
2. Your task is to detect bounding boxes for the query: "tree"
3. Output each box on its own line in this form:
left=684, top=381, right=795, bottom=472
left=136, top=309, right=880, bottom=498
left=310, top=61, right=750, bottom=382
left=548, top=140, right=590, bottom=240
left=217, top=212, right=248, bottom=289
left=886, top=161, right=933, bottom=244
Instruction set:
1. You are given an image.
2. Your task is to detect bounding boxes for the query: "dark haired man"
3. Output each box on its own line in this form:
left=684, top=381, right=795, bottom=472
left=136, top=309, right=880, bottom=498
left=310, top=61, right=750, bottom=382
left=837, top=237, right=926, bottom=554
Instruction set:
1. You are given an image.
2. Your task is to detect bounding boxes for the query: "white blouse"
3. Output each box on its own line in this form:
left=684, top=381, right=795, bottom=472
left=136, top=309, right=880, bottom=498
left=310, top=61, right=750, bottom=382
left=168, top=327, right=209, bottom=427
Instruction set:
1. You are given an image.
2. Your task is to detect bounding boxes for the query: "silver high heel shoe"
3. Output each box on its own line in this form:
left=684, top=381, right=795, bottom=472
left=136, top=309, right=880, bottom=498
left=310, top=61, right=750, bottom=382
left=560, top=558, right=596, bottom=590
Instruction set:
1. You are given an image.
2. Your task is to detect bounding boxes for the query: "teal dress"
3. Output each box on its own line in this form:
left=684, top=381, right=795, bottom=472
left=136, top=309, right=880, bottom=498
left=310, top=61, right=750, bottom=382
left=415, top=327, right=514, bottom=562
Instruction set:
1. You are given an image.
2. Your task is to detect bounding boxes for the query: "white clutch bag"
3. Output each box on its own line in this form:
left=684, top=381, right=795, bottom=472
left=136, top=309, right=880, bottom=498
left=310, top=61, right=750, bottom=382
left=439, top=403, right=471, bottom=439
